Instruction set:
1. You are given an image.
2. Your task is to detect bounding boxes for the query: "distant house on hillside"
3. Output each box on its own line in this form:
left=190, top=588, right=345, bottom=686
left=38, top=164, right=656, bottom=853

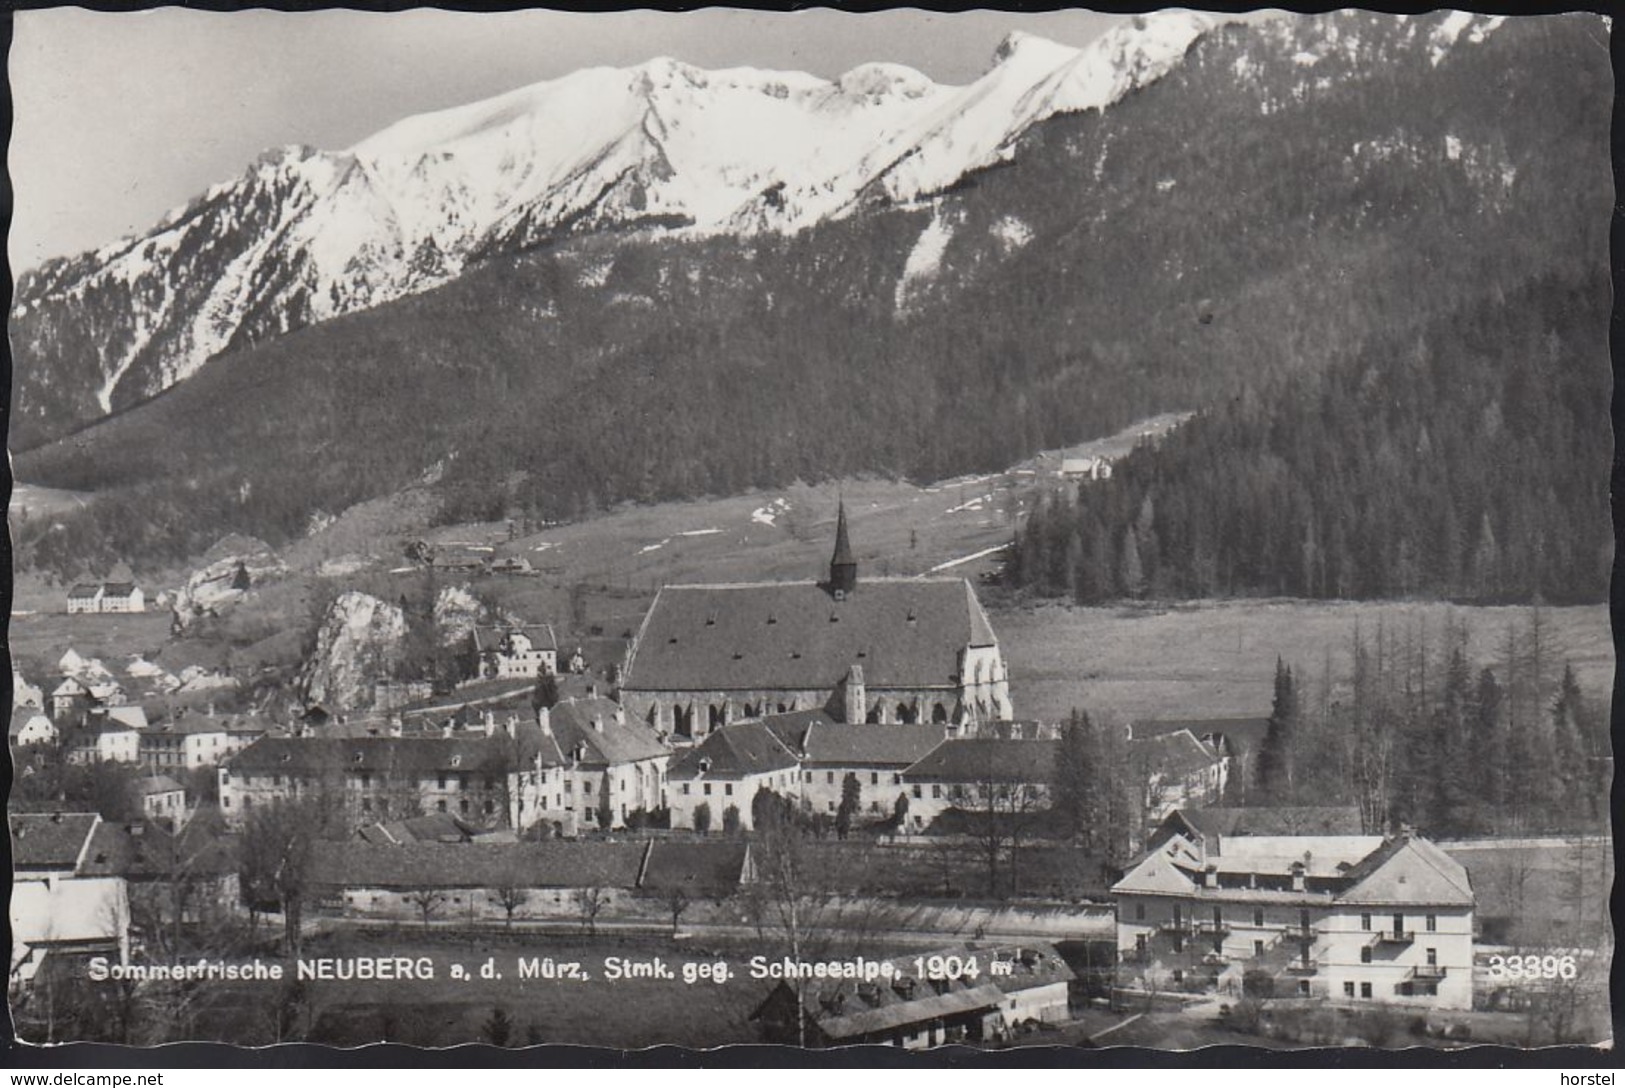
left=66, top=582, right=145, bottom=614
left=1059, top=456, right=1112, bottom=481
left=9, top=709, right=57, bottom=748
left=13, top=672, right=44, bottom=710
left=474, top=625, right=558, bottom=680
left=1131, top=716, right=1270, bottom=800
left=135, top=776, right=187, bottom=827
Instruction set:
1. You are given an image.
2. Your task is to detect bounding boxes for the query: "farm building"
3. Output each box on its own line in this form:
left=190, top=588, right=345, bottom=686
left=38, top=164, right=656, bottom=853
left=474, top=625, right=558, bottom=680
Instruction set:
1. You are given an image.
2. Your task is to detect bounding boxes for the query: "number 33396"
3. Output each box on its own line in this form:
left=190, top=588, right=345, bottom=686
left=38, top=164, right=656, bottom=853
left=1488, top=954, right=1577, bottom=980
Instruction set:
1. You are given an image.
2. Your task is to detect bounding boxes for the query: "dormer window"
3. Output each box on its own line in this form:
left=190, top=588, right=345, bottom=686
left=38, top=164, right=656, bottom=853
left=829, top=611, right=840, bottom=623
left=766, top=614, right=777, bottom=625
left=451, top=755, right=462, bottom=768
left=705, top=613, right=717, bottom=627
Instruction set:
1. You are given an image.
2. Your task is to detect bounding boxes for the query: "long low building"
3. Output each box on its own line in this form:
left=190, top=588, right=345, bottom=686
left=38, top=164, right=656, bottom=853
left=1112, top=829, right=1475, bottom=1010
left=306, top=839, right=753, bottom=921
left=751, top=941, right=1074, bottom=1048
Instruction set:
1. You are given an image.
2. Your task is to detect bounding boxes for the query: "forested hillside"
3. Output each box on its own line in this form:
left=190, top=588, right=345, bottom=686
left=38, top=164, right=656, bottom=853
left=1008, top=273, right=1611, bottom=604
left=12, top=13, right=1609, bottom=585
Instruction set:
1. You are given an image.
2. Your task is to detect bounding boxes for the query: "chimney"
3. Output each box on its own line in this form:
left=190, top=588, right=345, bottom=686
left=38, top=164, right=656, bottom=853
left=587, top=682, right=598, bottom=698
left=206, top=702, right=216, bottom=718
left=1291, top=860, right=1306, bottom=893
left=440, top=721, right=453, bottom=739
left=505, top=713, right=519, bottom=737
left=843, top=663, right=865, bottom=725
left=613, top=704, right=626, bottom=727
left=591, top=714, right=604, bottom=733
left=483, top=709, right=496, bottom=737
left=388, top=715, right=403, bottom=738
left=537, top=705, right=552, bottom=737
left=1203, top=864, right=1218, bottom=888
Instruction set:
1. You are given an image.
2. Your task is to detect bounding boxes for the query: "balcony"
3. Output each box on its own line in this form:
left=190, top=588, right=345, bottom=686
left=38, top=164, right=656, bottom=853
left=1283, top=962, right=1319, bottom=977
left=1156, top=919, right=1191, bottom=934
left=1408, top=964, right=1447, bottom=981
left=1281, top=927, right=1317, bottom=944
left=1194, top=920, right=1231, bottom=937
left=1375, top=930, right=1415, bottom=945
left=1201, top=952, right=1229, bottom=967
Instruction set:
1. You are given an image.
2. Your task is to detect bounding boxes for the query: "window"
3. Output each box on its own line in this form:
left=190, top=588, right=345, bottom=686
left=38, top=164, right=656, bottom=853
left=724, top=784, right=734, bottom=796
left=1392, top=913, right=1404, bottom=936
left=361, top=798, right=372, bottom=812
left=804, top=772, right=811, bottom=783
left=827, top=772, right=835, bottom=784
left=485, top=800, right=494, bottom=815
left=704, top=784, right=712, bottom=796
left=1298, top=980, right=1310, bottom=997
left=1253, top=940, right=1264, bottom=956
left=1426, top=948, right=1437, bottom=967
left=1135, top=903, right=1145, bottom=921
left=1361, top=913, right=1372, bottom=931
left=1171, top=970, right=1183, bottom=985
left=912, top=785, right=921, bottom=799
left=1426, top=914, right=1437, bottom=933
left=1213, top=907, right=1223, bottom=926
left=682, top=784, right=691, bottom=795
left=828, top=802, right=836, bottom=812
left=437, top=800, right=447, bottom=812
left=893, top=774, right=902, bottom=785
left=459, top=799, right=469, bottom=814
left=870, top=772, right=879, bottom=785
left=931, top=784, right=942, bottom=799
left=1360, top=947, right=1372, bottom=964
left=565, top=780, right=573, bottom=793
left=1344, top=982, right=1355, bottom=998
left=584, top=781, right=594, bottom=795
left=438, top=774, right=447, bottom=790
left=1172, top=935, right=1183, bottom=953
left=1253, top=909, right=1264, bottom=927
left=1360, top=982, right=1372, bottom=999
left=1213, top=939, right=1223, bottom=955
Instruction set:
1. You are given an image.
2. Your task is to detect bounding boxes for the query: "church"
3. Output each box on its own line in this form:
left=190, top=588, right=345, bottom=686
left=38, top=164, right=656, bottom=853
left=619, top=504, right=1012, bottom=743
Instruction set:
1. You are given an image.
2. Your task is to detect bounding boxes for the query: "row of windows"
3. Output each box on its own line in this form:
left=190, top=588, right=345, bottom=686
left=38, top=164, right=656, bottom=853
left=1133, top=903, right=1442, bottom=932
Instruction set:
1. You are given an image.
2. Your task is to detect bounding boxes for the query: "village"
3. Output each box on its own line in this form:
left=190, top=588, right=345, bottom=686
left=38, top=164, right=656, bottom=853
left=8, top=502, right=1611, bottom=1050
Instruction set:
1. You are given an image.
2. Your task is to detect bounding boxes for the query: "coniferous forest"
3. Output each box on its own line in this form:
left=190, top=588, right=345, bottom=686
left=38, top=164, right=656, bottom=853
left=1006, top=272, right=1611, bottom=605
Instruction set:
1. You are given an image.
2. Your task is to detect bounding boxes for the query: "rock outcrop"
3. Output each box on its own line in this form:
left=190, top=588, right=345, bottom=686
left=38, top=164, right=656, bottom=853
left=298, top=591, right=410, bottom=711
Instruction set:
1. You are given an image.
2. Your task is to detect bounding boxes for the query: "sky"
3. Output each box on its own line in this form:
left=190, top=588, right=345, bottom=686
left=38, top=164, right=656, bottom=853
left=8, top=7, right=1128, bottom=272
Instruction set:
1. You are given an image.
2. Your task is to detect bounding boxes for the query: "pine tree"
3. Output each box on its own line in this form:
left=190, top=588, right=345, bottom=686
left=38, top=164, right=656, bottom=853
left=1258, top=657, right=1299, bottom=801
left=1052, top=709, right=1095, bottom=840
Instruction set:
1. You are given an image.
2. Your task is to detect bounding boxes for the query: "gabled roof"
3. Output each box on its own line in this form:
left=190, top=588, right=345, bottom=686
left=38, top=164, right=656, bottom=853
left=11, top=812, right=100, bottom=871
left=1171, top=806, right=1365, bottom=839
left=903, top=738, right=1059, bottom=784
left=800, top=723, right=946, bottom=768
left=548, top=696, right=668, bottom=766
left=639, top=841, right=752, bottom=897
left=1128, top=728, right=1223, bottom=777
left=135, top=775, right=185, bottom=796
left=473, top=625, right=558, bottom=653
left=1113, top=839, right=1206, bottom=896
left=1336, top=835, right=1475, bottom=908
left=308, top=841, right=649, bottom=890
left=103, top=705, right=149, bottom=730
left=102, top=582, right=138, bottom=597
left=67, top=584, right=102, bottom=599
left=623, top=578, right=997, bottom=693
left=357, top=812, right=475, bottom=845
left=759, top=709, right=841, bottom=755
left=668, top=722, right=799, bottom=779
left=1131, top=716, right=1271, bottom=754
left=9, top=708, right=54, bottom=739
left=143, top=712, right=232, bottom=737
left=228, top=734, right=530, bottom=777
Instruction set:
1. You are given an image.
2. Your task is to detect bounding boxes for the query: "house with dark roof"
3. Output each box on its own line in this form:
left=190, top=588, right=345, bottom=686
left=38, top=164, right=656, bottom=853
left=766, top=716, right=942, bottom=820
left=545, top=695, right=670, bottom=830
left=9, top=812, right=132, bottom=985
left=9, top=708, right=57, bottom=748
left=666, top=721, right=801, bottom=831
left=899, top=738, right=1059, bottom=830
left=65, top=581, right=145, bottom=614
left=1149, top=806, right=1366, bottom=850
left=620, top=505, right=1011, bottom=743
left=1131, top=717, right=1270, bottom=799
left=751, top=941, right=1073, bottom=1048
left=1127, top=728, right=1228, bottom=822
left=218, top=714, right=570, bottom=834
left=136, top=775, right=187, bottom=826
left=63, top=716, right=141, bottom=765
left=1112, top=830, right=1475, bottom=1009
left=474, top=624, right=558, bottom=680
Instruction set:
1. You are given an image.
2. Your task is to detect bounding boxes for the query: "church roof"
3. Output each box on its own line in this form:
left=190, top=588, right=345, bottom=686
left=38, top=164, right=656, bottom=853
left=622, top=578, right=997, bottom=693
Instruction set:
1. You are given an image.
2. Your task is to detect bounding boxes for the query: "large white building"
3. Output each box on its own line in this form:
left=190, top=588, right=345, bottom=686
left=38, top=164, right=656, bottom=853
left=1112, top=830, right=1475, bottom=1010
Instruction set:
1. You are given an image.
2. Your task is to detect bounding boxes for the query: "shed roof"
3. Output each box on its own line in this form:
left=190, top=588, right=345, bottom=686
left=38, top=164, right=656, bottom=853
left=623, top=578, right=997, bottom=693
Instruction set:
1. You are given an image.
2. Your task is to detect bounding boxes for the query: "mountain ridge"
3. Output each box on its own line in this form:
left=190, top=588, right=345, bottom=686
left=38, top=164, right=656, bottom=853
left=11, top=13, right=1222, bottom=450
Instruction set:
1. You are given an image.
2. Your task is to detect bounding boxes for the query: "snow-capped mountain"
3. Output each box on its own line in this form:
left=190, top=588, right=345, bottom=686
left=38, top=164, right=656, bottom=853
left=10, top=13, right=1215, bottom=448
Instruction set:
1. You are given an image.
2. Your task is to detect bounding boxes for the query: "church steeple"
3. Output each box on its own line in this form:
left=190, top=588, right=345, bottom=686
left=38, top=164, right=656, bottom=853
left=829, top=500, right=858, bottom=598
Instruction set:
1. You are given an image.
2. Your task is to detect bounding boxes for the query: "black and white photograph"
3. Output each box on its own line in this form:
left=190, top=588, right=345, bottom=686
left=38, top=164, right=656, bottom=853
left=5, top=4, right=1614, bottom=1057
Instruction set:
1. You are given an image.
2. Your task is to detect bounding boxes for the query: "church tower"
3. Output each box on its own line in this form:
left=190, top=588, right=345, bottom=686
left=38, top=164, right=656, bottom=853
left=829, top=500, right=858, bottom=598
